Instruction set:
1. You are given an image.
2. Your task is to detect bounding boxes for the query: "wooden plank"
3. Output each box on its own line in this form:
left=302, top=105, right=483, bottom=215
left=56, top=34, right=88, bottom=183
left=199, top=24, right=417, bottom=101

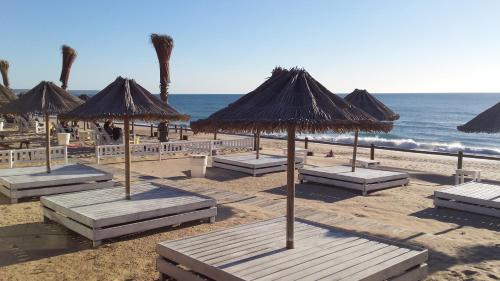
left=157, top=257, right=208, bottom=281
left=341, top=250, right=428, bottom=281
left=42, top=207, right=95, bottom=240
left=157, top=218, right=427, bottom=281
left=94, top=207, right=217, bottom=240
left=14, top=181, right=114, bottom=198
left=434, top=198, right=500, bottom=218
left=0, top=164, right=112, bottom=189
left=299, top=166, right=408, bottom=184
left=41, top=183, right=217, bottom=228
left=169, top=218, right=286, bottom=250
left=389, top=264, right=428, bottom=281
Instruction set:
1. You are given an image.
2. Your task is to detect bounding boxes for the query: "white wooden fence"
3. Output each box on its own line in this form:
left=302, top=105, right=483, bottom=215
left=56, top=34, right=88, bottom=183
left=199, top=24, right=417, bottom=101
left=0, top=146, right=68, bottom=168
left=95, top=138, right=253, bottom=164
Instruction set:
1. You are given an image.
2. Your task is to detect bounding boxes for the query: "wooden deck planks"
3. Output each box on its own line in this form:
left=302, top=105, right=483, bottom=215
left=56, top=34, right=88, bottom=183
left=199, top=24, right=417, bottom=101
left=0, top=164, right=112, bottom=189
left=42, top=182, right=217, bottom=246
left=299, top=166, right=409, bottom=195
left=157, top=217, right=427, bottom=281
left=42, top=183, right=216, bottom=228
left=0, top=164, right=113, bottom=203
left=213, top=153, right=304, bottom=176
left=434, top=182, right=500, bottom=217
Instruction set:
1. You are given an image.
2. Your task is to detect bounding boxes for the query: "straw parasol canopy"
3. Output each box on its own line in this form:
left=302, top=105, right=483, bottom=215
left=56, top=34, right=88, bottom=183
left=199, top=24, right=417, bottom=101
left=0, top=84, right=17, bottom=105
left=0, top=81, right=84, bottom=173
left=192, top=67, right=392, bottom=249
left=344, top=89, right=398, bottom=172
left=60, top=76, right=189, bottom=199
left=457, top=102, right=500, bottom=133
left=191, top=68, right=392, bottom=134
left=344, top=89, right=399, bottom=121
left=151, top=34, right=174, bottom=104
left=59, top=45, right=77, bottom=90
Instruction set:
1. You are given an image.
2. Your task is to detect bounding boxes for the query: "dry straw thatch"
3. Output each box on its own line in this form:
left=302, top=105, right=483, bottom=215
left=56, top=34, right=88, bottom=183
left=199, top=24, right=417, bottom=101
left=458, top=101, right=500, bottom=133
left=0, top=84, right=17, bottom=105
left=344, top=89, right=400, bottom=121
left=60, top=76, right=189, bottom=122
left=0, top=81, right=83, bottom=115
left=59, top=45, right=77, bottom=90
left=0, top=60, right=10, bottom=88
left=191, top=67, right=392, bottom=134
left=151, top=33, right=174, bottom=103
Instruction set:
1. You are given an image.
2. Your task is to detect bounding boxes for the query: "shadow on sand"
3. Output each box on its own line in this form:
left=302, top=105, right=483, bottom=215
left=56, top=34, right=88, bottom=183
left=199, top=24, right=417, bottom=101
left=263, top=182, right=357, bottom=203
left=0, top=205, right=238, bottom=267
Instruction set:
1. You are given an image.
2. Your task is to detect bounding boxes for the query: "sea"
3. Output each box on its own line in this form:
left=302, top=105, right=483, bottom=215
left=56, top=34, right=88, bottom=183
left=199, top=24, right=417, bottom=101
left=14, top=90, right=500, bottom=156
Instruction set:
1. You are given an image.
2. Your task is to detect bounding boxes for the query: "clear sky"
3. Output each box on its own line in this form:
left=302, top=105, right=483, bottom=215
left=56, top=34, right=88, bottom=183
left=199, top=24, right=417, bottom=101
left=1, top=0, right=499, bottom=94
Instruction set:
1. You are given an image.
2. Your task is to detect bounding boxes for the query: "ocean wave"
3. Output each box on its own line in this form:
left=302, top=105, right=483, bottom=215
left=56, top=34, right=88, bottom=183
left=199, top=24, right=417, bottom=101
left=298, top=134, right=500, bottom=156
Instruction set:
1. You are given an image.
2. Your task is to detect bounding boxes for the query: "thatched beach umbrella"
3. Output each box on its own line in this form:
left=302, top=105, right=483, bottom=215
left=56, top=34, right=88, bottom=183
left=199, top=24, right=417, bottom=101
left=344, top=89, right=398, bottom=171
left=59, top=45, right=77, bottom=90
left=191, top=67, right=392, bottom=249
left=458, top=102, right=500, bottom=133
left=61, top=76, right=189, bottom=199
left=0, top=84, right=17, bottom=106
left=0, top=81, right=83, bottom=172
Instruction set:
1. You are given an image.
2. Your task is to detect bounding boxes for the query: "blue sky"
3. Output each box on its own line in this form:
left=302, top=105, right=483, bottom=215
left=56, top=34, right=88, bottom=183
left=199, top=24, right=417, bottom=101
left=1, top=0, right=499, bottom=94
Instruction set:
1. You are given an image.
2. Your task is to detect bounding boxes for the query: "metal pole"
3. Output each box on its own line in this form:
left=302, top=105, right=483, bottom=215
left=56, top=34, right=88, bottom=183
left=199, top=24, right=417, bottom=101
left=286, top=125, right=295, bottom=249
left=45, top=113, right=51, bottom=173
left=458, top=151, right=463, bottom=169
left=124, top=117, right=131, bottom=200
left=256, top=130, right=261, bottom=159
left=351, top=130, right=359, bottom=172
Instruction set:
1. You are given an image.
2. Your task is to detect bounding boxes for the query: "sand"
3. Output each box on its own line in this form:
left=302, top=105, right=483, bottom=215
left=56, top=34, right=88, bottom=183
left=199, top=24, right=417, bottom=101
left=0, top=129, right=499, bottom=281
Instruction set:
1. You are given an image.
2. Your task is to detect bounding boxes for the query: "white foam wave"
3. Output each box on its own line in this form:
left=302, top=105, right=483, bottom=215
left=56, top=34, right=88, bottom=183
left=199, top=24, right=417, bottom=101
left=298, top=134, right=500, bottom=156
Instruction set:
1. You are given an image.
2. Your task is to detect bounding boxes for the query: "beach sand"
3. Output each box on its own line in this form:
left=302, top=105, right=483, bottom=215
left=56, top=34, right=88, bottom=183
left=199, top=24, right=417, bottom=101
left=0, top=129, right=499, bottom=281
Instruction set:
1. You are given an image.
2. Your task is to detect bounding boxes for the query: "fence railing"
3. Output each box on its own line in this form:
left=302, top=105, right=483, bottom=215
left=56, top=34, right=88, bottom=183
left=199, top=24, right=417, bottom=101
left=0, top=146, right=68, bottom=168
left=95, top=138, right=253, bottom=164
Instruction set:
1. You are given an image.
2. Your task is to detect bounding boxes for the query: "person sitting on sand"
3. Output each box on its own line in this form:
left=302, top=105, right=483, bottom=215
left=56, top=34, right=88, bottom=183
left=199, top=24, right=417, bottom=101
left=326, top=150, right=334, bottom=157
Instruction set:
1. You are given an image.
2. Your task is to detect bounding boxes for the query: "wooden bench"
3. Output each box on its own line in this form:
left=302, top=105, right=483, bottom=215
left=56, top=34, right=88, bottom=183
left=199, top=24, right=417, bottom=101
left=454, top=169, right=481, bottom=185
left=213, top=153, right=304, bottom=176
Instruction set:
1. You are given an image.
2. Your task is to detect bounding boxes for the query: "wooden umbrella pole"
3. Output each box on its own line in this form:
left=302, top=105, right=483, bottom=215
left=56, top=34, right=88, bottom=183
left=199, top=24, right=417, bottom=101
left=124, top=117, right=131, bottom=199
left=256, top=130, right=261, bottom=159
left=286, top=125, right=295, bottom=249
left=351, top=130, right=359, bottom=172
left=45, top=113, right=51, bottom=173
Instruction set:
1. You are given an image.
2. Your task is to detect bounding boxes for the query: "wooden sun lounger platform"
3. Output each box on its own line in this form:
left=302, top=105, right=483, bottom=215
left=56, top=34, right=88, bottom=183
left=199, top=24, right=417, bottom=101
left=434, top=182, right=500, bottom=218
left=299, top=166, right=409, bottom=195
left=0, top=164, right=113, bottom=203
left=156, top=217, right=428, bottom=281
left=41, top=182, right=217, bottom=247
left=212, top=154, right=304, bottom=176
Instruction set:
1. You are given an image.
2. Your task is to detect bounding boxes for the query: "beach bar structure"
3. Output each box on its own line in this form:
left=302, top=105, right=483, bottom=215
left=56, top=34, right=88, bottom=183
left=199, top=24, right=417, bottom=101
left=43, top=77, right=216, bottom=246
left=155, top=68, right=429, bottom=280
